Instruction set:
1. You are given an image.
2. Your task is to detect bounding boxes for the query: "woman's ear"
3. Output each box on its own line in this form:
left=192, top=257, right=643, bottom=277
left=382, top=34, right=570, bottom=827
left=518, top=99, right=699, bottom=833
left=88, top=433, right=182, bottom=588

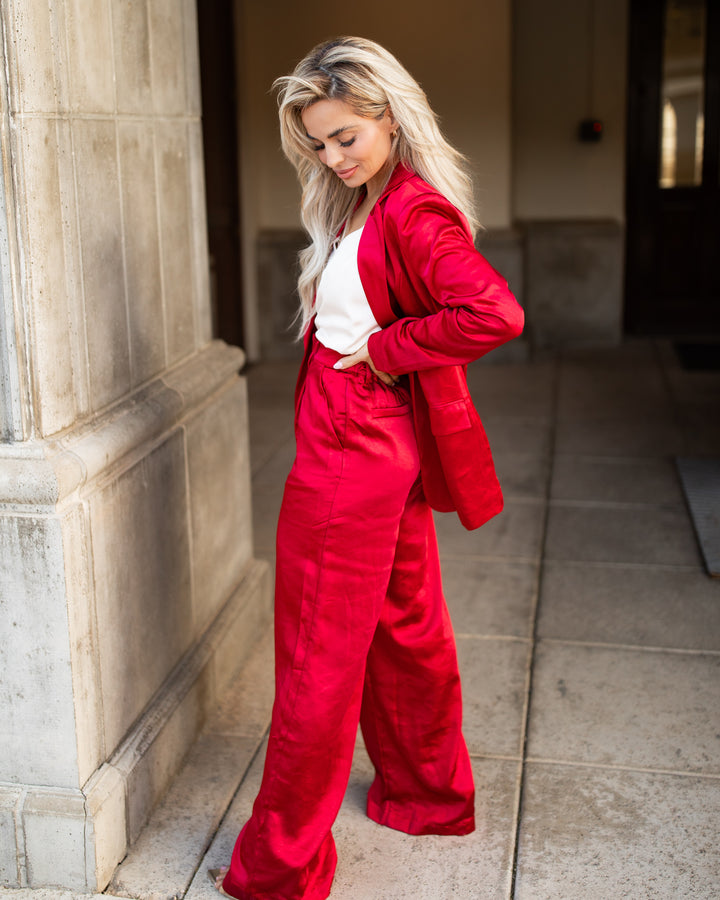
left=386, top=107, right=397, bottom=132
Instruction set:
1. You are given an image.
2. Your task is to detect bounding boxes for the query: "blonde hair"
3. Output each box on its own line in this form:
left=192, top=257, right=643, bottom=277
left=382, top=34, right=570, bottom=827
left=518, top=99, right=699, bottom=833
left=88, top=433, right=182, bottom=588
left=274, top=36, right=479, bottom=335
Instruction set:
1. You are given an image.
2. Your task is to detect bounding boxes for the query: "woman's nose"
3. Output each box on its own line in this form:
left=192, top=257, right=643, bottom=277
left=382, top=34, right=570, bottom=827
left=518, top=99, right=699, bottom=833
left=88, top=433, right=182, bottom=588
left=324, top=144, right=344, bottom=168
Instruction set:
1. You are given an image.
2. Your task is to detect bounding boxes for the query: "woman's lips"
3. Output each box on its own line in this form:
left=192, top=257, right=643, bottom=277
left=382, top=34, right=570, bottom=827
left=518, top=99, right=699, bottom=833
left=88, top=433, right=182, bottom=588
left=335, top=165, right=359, bottom=180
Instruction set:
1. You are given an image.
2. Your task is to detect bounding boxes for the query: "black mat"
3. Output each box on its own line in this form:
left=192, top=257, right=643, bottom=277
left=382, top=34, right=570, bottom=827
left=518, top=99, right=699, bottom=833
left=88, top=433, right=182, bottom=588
left=676, top=458, right=720, bottom=577
left=674, top=343, right=720, bottom=371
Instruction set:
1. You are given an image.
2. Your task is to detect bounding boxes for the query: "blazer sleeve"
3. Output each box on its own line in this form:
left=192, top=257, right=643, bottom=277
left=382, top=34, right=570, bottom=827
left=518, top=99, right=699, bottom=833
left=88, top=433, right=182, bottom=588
left=367, top=192, right=524, bottom=375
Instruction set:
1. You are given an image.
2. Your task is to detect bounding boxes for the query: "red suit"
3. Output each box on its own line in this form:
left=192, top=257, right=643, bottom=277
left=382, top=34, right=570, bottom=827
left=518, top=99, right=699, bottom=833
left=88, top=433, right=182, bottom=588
left=222, top=164, right=524, bottom=900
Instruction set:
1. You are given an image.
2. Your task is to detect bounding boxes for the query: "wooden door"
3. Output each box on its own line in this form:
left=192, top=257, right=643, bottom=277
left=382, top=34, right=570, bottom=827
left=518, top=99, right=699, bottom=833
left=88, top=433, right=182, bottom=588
left=625, top=0, right=720, bottom=335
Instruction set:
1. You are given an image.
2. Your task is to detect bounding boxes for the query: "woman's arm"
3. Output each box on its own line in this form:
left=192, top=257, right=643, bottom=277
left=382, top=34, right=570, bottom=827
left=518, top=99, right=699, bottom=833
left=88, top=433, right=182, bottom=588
left=365, top=193, right=524, bottom=376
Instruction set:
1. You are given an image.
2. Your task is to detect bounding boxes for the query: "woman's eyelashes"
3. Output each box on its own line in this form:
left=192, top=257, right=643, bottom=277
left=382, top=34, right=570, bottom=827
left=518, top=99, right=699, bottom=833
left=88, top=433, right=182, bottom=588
left=310, top=137, right=357, bottom=152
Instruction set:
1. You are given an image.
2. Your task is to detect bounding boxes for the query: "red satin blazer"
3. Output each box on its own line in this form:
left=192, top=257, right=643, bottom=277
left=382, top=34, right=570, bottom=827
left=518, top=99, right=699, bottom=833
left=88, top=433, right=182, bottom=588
left=296, top=163, right=524, bottom=530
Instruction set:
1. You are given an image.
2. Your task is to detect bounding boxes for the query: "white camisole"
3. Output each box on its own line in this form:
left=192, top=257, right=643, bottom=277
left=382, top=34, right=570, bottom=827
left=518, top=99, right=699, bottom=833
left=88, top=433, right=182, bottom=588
left=314, top=228, right=381, bottom=355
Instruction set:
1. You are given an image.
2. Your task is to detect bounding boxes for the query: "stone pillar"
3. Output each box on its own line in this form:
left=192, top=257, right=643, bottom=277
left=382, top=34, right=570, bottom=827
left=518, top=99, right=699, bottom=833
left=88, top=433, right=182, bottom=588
left=0, top=0, right=271, bottom=891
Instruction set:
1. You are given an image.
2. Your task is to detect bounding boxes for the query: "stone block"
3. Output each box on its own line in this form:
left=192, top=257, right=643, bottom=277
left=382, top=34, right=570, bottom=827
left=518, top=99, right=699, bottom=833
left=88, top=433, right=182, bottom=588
left=83, top=764, right=127, bottom=891
left=0, top=515, right=79, bottom=787
left=110, top=0, right=153, bottom=114
left=187, top=120, right=213, bottom=345
left=90, top=430, right=193, bottom=753
left=118, top=120, right=165, bottom=385
left=62, top=505, right=105, bottom=786
left=182, top=0, right=202, bottom=117
left=5, top=1, right=59, bottom=113
left=0, top=786, right=22, bottom=885
left=16, top=117, right=76, bottom=436
left=64, top=0, right=114, bottom=113
left=477, top=227, right=524, bottom=306
left=149, top=0, right=187, bottom=116
left=186, top=379, right=253, bottom=626
left=23, top=788, right=88, bottom=889
left=155, top=120, right=196, bottom=362
left=72, top=118, right=131, bottom=412
left=122, top=672, right=207, bottom=843
left=524, top=219, right=623, bottom=348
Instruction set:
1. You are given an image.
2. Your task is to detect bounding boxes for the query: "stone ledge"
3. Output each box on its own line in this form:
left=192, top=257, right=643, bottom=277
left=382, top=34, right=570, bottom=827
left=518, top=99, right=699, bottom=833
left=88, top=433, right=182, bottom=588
left=0, top=341, right=244, bottom=510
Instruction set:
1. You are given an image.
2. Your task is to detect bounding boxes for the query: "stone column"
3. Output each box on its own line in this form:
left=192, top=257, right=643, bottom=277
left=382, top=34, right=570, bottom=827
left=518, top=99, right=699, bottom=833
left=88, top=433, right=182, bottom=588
left=0, top=0, right=271, bottom=891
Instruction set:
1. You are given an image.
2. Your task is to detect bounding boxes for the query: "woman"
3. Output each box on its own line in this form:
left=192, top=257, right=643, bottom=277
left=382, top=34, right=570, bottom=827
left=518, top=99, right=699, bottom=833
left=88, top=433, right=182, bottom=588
left=213, top=36, right=524, bottom=900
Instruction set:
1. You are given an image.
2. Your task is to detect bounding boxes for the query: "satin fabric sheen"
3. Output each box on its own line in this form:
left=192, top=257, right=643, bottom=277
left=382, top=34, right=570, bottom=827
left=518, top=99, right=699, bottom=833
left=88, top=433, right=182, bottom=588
left=222, top=339, right=474, bottom=900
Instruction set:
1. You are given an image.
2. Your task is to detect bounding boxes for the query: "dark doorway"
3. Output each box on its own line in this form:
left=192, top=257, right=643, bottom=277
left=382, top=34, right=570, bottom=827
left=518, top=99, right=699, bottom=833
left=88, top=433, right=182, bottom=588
left=625, top=0, right=720, bottom=335
left=196, top=1, right=244, bottom=348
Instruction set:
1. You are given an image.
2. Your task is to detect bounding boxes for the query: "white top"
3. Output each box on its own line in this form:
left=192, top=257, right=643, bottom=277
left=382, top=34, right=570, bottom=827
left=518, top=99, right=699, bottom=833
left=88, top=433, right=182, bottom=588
left=314, top=227, right=381, bottom=355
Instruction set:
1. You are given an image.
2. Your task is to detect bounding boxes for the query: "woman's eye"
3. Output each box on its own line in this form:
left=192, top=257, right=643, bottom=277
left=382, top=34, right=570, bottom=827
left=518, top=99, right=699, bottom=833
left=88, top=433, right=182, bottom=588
left=311, top=144, right=324, bottom=152
left=339, top=137, right=356, bottom=148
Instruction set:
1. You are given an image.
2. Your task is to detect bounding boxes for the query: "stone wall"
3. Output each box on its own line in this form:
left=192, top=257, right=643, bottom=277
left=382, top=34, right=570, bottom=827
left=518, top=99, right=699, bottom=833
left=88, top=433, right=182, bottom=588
left=0, top=0, right=270, bottom=890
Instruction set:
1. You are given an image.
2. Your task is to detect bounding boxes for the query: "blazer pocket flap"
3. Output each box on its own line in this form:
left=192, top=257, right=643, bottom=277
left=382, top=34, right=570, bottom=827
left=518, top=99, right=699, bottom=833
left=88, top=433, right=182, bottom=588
left=428, top=399, right=472, bottom=436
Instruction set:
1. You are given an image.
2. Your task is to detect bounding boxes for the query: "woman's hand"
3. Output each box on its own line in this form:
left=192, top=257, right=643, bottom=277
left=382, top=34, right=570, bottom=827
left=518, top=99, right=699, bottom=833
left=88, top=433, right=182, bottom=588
left=333, top=342, right=398, bottom=386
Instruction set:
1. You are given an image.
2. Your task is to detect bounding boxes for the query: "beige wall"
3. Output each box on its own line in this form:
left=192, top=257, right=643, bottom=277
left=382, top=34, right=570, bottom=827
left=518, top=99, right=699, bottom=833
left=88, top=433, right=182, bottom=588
left=237, top=0, right=513, bottom=231
left=513, top=0, right=629, bottom=221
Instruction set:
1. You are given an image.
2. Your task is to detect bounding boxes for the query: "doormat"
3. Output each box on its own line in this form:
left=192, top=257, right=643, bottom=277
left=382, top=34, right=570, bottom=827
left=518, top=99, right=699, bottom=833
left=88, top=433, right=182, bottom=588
left=674, top=342, right=720, bottom=370
left=676, top=458, right=720, bottom=577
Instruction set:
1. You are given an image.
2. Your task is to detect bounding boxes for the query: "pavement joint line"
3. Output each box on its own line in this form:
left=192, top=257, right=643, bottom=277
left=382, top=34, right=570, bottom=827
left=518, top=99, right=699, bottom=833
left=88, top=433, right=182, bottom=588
left=524, top=757, right=720, bottom=780
left=508, top=350, right=561, bottom=899
left=455, top=634, right=531, bottom=643
left=547, top=497, right=688, bottom=509
left=541, top=558, right=703, bottom=571
left=467, top=752, right=524, bottom=762
left=537, top=638, right=720, bottom=656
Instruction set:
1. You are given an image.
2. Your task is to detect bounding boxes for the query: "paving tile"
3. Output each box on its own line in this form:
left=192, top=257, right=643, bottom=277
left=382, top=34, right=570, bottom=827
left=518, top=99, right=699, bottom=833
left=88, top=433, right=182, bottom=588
left=545, top=503, right=701, bottom=566
left=550, top=454, right=685, bottom=505
left=493, top=451, right=551, bottom=499
left=481, top=415, right=553, bottom=457
left=108, top=733, right=258, bottom=900
left=557, top=363, right=672, bottom=422
left=190, top=740, right=521, bottom=900
left=466, top=361, right=556, bottom=419
left=515, top=763, right=720, bottom=900
left=458, top=637, right=530, bottom=758
left=527, top=642, right=720, bottom=773
left=443, top=558, right=538, bottom=638
left=538, top=561, right=720, bottom=650
left=554, top=417, right=685, bottom=457
left=435, top=500, right=546, bottom=561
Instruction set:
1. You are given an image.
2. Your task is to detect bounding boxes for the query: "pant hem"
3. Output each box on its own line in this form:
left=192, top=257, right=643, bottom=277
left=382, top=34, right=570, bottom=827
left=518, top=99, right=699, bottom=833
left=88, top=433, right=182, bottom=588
left=366, top=799, right=476, bottom=837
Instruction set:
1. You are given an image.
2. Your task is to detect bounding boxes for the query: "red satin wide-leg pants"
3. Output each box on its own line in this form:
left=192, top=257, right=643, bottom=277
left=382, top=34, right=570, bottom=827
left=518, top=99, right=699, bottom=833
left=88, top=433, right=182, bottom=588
left=222, top=340, right=474, bottom=900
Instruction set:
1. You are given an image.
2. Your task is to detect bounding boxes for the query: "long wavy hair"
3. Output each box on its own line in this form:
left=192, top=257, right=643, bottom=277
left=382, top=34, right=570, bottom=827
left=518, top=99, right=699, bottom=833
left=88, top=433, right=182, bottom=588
left=274, top=36, right=479, bottom=335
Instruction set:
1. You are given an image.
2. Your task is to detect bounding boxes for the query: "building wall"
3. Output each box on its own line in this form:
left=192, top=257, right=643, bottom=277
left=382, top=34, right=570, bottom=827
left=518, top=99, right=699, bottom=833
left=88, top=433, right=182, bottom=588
left=513, top=0, right=629, bottom=222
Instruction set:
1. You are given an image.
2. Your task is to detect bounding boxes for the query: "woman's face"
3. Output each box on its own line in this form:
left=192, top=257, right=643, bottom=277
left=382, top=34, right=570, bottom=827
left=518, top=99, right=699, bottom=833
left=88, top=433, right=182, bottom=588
left=301, top=99, right=395, bottom=196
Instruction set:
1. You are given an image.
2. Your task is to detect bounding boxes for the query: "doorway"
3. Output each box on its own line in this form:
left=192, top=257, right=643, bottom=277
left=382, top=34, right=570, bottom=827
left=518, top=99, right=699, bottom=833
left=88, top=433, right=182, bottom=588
left=625, top=0, right=720, bottom=335
left=196, top=1, right=244, bottom=348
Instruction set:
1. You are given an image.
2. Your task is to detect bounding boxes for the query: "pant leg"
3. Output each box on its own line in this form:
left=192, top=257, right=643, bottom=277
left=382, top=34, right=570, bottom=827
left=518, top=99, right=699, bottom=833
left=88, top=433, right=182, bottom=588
left=359, top=484, right=475, bottom=837
left=222, top=346, right=421, bottom=900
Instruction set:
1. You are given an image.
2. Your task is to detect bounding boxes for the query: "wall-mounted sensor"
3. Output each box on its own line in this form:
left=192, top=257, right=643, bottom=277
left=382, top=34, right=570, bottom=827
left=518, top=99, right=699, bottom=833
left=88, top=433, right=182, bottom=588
left=579, top=119, right=603, bottom=142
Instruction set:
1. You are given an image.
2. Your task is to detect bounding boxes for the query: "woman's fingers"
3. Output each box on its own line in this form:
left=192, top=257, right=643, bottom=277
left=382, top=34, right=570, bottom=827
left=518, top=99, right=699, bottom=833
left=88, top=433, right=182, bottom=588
left=333, top=344, right=398, bottom=385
